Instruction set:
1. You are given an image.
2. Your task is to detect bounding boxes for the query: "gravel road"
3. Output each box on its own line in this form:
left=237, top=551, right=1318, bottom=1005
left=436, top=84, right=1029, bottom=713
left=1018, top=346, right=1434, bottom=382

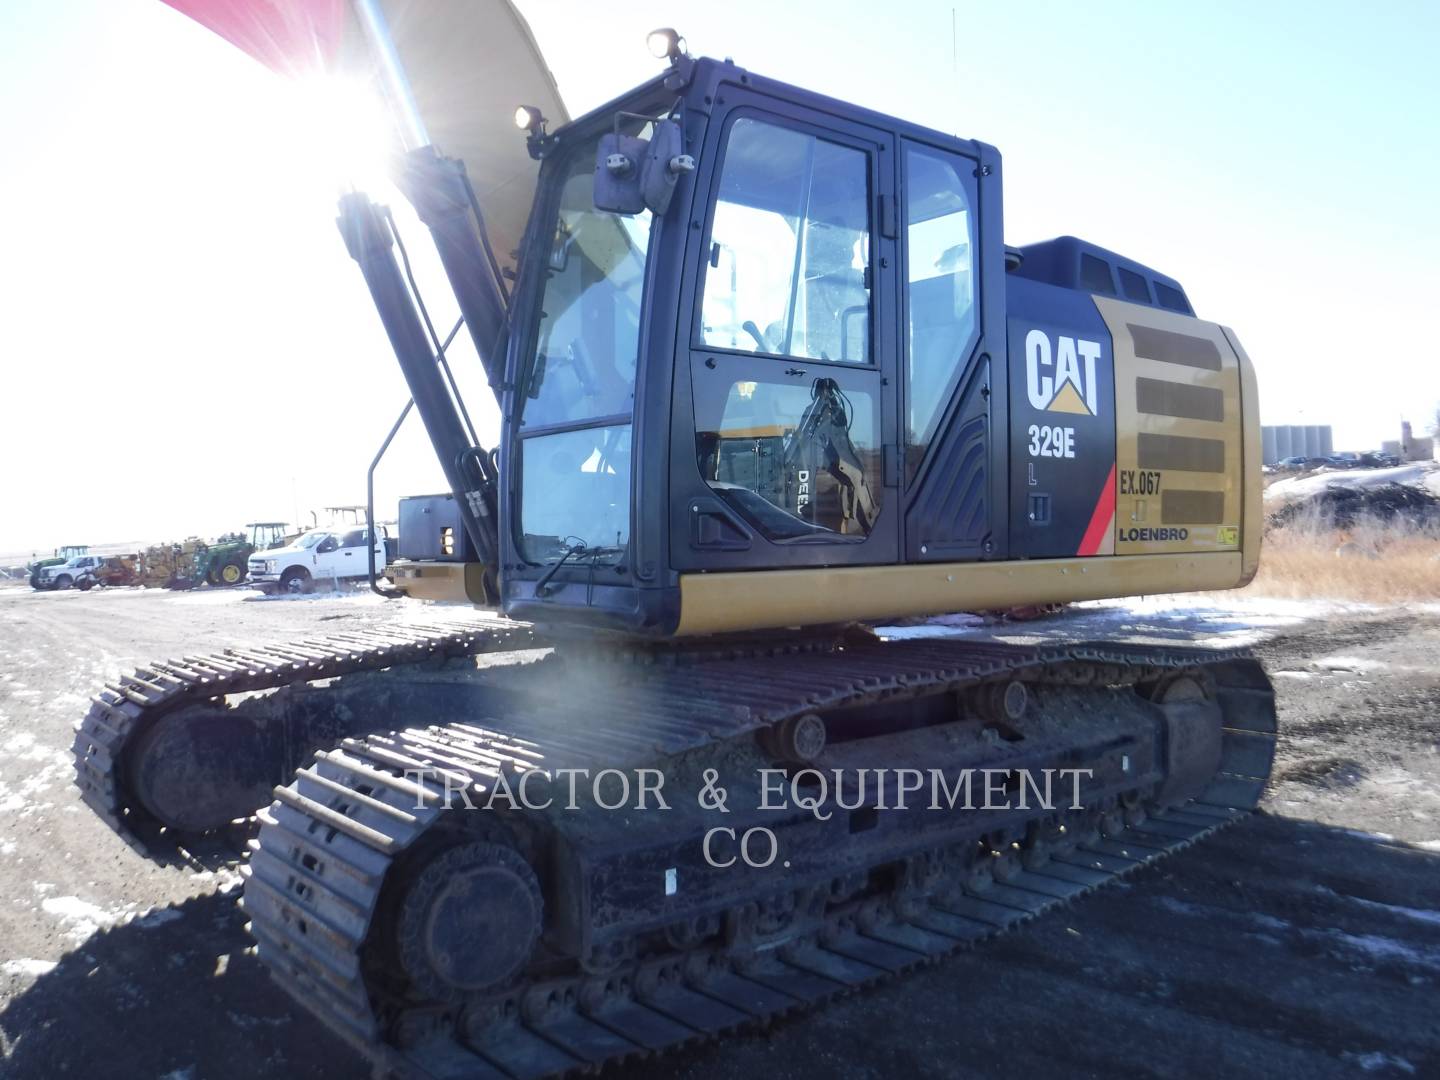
left=1, top=586, right=1436, bottom=1079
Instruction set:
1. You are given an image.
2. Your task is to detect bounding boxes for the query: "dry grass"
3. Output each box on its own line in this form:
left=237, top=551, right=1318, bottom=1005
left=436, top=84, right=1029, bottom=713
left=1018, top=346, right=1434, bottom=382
left=1246, top=515, right=1440, bottom=602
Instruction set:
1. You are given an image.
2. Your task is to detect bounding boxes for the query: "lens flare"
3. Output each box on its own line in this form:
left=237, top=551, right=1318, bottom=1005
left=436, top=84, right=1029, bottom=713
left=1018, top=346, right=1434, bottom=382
left=290, top=75, right=399, bottom=193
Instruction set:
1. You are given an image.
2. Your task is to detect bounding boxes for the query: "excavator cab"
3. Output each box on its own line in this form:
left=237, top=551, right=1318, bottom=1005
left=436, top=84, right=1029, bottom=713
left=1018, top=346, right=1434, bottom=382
left=314, top=8, right=1255, bottom=639
left=487, top=55, right=1004, bottom=634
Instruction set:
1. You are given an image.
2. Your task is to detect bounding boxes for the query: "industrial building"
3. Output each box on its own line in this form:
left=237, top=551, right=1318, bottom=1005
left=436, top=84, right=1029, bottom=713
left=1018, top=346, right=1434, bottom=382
left=1381, top=421, right=1436, bottom=463
left=1262, top=424, right=1333, bottom=464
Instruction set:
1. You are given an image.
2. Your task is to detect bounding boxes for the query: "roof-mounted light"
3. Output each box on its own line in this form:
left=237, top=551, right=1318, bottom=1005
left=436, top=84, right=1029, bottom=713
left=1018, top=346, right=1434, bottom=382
left=514, top=105, right=545, bottom=132
left=646, top=27, right=686, bottom=62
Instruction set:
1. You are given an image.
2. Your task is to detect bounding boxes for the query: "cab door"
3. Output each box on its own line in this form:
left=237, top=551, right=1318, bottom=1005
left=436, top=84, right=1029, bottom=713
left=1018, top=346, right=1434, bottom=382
left=897, top=138, right=999, bottom=563
left=310, top=533, right=339, bottom=577
left=670, top=93, right=899, bottom=570
left=334, top=527, right=370, bottom=577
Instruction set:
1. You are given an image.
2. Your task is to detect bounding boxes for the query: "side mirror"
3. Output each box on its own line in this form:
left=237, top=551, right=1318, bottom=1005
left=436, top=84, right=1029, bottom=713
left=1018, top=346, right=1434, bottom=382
left=639, top=119, right=692, bottom=216
left=593, top=117, right=694, bottom=216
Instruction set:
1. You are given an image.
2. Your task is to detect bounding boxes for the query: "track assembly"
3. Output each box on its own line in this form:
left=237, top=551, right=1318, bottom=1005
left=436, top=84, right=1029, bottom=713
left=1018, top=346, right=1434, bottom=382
left=187, top=632, right=1278, bottom=1079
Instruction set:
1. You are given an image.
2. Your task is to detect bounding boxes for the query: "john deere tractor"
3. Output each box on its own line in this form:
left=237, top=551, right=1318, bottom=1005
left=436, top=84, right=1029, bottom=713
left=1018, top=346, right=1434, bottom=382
left=139, top=523, right=293, bottom=589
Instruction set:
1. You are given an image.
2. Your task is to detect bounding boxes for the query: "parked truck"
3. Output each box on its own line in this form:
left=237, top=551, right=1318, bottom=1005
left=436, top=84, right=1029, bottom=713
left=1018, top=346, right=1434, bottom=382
left=34, top=553, right=108, bottom=591
left=246, top=523, right=390, bottom=594
left=27, top=545, right=89, bottom=589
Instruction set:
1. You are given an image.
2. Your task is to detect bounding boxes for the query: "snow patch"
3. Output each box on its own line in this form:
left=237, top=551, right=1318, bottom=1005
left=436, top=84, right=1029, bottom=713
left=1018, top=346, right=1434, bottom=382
left=170, top=588, right=255, bottom=607
left=1343, top=1051, right=1418, bottom=1074
left=1330, top=827, right=1397, bottom=844
left=1316, top=655, right=1387, bottom=673
left=878, top=623, right=980, bottom=641
left=42, top=895, right=112, bottom=922
left=137, top=907, right=184, bottom=929
left=882, top=593, right=1364, bottom=649
left=1318, top=928, right=1440, bottom=972
left=2, top=959, right=56, bottom=977
left=1248, top=912, right=1292, bottom=932
left=1265, top=461, right=1440, bottom=501
left=1316, top=886, right=1440, bottom=928
left=40, top=894, right=133, bottom=943
left=1155, top=896, right=1206, bottom=918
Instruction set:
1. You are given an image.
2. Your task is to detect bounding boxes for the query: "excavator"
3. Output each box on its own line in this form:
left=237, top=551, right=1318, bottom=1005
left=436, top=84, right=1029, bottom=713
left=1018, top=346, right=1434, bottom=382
left=73, top=3, right=1276, bottom=1077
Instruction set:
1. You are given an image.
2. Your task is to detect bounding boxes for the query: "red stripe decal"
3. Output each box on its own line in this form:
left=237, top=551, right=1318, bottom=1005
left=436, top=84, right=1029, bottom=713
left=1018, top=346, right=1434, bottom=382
left=1076, top=464, right=1117, bottom=557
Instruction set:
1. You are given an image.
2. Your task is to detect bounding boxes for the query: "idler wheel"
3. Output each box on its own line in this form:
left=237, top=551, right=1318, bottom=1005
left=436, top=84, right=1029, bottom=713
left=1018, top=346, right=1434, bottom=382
left=396, top=841, right=543, bottom=1000
left=126, top=707, right=285, bottom=833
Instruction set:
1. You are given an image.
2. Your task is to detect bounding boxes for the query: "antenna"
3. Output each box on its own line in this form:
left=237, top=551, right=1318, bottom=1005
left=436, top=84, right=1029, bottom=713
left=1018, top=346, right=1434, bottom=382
left=951, top=7, right=959, bottom=135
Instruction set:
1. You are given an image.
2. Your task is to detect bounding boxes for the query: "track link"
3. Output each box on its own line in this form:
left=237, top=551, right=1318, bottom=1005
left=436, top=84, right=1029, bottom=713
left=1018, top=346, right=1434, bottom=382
left=241, top=639, right=1276, bottom=1079
left=71, top=617, right=535, bottom=856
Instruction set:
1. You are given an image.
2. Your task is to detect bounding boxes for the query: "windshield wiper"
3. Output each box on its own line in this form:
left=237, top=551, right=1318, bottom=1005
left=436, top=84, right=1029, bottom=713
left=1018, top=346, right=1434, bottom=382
left=534, top=542, right=626, bottom=598
left=534, top=540, right=587, bottom=597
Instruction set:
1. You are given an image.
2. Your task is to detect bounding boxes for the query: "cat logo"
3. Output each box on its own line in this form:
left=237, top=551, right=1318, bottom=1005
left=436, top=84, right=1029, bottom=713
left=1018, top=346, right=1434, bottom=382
left=1025, top=329, right=1102, bottom=416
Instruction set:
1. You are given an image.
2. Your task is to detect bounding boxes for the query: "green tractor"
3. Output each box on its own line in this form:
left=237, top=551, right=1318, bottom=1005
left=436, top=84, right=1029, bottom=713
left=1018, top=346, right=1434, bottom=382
left=28, top=545, right=89, bottom=590
left=178, top=522, right=292, bottom=588
left=137, top=524, right=292, bottom=590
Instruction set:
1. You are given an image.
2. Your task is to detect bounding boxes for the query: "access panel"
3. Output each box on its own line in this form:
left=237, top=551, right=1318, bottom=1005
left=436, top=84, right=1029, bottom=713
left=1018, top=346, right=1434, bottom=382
left=1094, top=296, right=1244, bottom=556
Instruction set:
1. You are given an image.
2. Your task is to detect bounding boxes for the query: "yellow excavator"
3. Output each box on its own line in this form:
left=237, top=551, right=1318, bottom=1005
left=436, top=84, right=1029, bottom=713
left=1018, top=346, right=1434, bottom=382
left=74, top=4, right=1274, bottom=1076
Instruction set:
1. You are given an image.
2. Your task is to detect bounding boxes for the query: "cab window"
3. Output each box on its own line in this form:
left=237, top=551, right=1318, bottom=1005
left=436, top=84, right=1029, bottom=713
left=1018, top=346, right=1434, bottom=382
left=338, top=528, right=369, bottom=548
left=904, top=143, right=978, bottom=470
left=700, top=117, right=872, bottom=363
left=522, top=146, right=652, bottom=431
left=518, top=130, right=652, bottom=564
left=695, top=374, right=881, bottom=539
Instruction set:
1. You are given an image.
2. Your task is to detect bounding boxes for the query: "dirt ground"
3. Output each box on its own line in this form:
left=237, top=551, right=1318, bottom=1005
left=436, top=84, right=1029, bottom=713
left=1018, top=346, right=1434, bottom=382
left=0, top=585, right=1437, bottom=1079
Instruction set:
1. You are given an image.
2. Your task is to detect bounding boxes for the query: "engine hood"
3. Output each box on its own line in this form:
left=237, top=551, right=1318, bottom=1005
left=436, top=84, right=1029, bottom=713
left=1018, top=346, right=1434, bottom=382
left=255, top=544, right=308, bottom=562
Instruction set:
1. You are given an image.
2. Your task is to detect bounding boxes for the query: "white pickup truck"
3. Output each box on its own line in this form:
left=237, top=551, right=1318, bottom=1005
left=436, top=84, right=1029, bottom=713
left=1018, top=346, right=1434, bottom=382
left=36, top=554, right=108, bottom=590
left=246, top=525, right=390, bottom=594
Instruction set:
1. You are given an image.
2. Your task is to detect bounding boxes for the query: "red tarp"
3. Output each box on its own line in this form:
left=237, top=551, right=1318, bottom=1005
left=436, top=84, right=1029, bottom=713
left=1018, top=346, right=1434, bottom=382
left=160, top=0, right=348, bottom=79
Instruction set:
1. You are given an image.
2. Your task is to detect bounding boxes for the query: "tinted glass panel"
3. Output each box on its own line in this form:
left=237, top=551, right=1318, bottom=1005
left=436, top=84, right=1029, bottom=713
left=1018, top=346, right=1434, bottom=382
left=1081, top=254, right=1116, bottom=295
left=904, top=144, right=977, bottom=458
left=1118, top=267, right=1151, bottom=302
left=695, top=375, right=881, bottom=539
left=521, top=425, right=631, bottom=559
left=522, top=141, right=652, bottom=430
left=1154, top=282, right=1191, bottom=313
left=701, top=118, right=871, bottom=363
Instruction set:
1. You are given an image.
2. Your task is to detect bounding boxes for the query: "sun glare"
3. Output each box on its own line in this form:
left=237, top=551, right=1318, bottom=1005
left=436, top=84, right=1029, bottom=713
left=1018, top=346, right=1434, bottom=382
left=289, top=75, right=399, bottom=196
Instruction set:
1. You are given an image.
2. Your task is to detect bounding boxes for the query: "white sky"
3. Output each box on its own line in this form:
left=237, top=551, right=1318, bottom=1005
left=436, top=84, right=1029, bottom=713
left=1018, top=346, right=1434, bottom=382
left=1, top=0, right=1436, bottom=556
